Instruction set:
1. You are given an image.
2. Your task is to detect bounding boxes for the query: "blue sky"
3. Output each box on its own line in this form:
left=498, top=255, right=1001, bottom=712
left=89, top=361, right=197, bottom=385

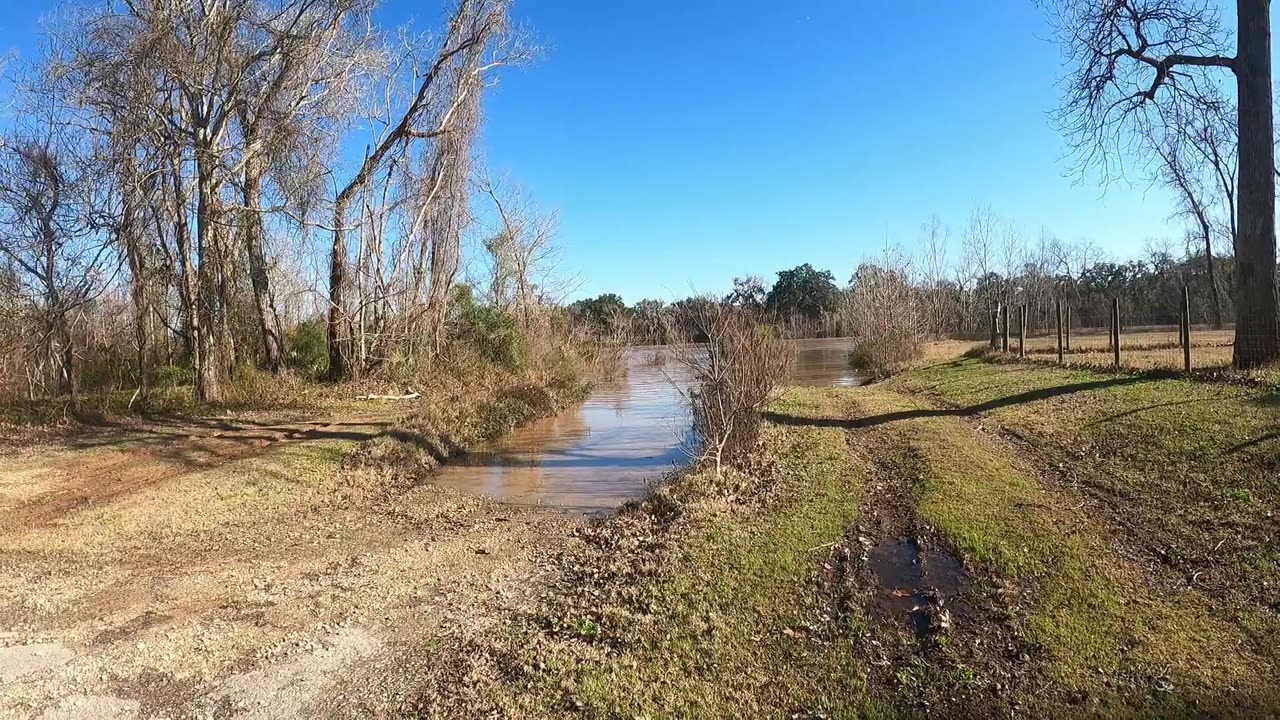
left=0, top=1, right=1242, bottom=302
left=476, top=0, right=1196, bottom=301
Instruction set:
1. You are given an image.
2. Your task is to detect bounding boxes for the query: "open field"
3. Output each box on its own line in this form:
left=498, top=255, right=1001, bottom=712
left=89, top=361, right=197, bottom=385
left=4, top=344, right=1279, bottom=718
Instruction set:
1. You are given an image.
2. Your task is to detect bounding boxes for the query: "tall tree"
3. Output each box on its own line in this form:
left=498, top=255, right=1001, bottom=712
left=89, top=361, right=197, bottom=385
left=0, top=137, right=112, bottom=398
left=325, top=0, right=515, bottom=380
left=765, top=263, right=840, bottom=320
left=234, top=0, right=372, bottom=372
left=1047, top=0, right=1278, bottom=368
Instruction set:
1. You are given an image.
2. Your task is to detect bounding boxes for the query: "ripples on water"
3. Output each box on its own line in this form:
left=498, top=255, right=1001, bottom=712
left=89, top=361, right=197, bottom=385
left=430, top=337, right=864, bottom=514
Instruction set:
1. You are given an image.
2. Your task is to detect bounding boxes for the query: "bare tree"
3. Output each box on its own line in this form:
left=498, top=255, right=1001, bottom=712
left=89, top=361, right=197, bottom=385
left=961, top=204, right=1000, bottom=332
left=918, top=214, right=950, bottom=335
left=0, top=134, right=113, bottom=398
left=1046, top=0, right=1277, bottom=367
left=672, top=303, right=793, bottom=476
left=325, top=0, right=521, bottom=380
left=477, top=172, right=565, bottom=326
left=1153, top=103, right=1230, bottom=328
left=845, top=247, right=926, bottom=377
left=233, top=0, right=374, bottom=372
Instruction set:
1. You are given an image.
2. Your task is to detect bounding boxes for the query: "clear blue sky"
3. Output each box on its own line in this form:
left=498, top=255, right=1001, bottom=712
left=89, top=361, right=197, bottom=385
left=477, top=0, right=1196, bottom=301
left=0, top=1, right=1245, bottom=302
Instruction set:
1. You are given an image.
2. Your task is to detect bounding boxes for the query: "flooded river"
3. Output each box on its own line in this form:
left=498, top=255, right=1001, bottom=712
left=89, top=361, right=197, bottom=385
left=431, top=337, right=864, bottom=514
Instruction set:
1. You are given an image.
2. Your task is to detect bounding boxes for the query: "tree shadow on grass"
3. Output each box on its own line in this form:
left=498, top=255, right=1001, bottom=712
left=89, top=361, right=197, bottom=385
left=763, top=377, right=1145, bottom=430
left=1224, top=430, right=1280, bottom=456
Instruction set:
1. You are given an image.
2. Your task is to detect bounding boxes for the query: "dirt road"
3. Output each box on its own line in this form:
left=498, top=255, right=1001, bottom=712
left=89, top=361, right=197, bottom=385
left=0, top=411, right=574, bottom=719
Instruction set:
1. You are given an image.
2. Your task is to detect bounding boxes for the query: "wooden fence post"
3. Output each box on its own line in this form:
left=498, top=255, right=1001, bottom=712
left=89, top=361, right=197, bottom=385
left=1182, top=286, right=1192, bottom=373
left=1177, top=302, right=1186, bottom=349
left=1065, top=306, right=1072, bottom=352
left=1056, top=300, right=1064, bottom=364
left=1111, top=298, right=1121, bottom=368
left=1001, top=304, right=1009, bottom=353
left=990, top=306, right=999, bottom=349
left=1018, top=304, right=1026, bottom=358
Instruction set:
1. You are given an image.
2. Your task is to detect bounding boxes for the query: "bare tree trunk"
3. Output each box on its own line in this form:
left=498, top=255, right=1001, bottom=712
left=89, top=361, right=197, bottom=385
left=170, top=163, right=200, bottom=369
left=1234, top=0, right=1280, bottom=368
left=1202, top=230, right=1224, bottom=330
left=327, top=194, right=350, bottom=381
left=122, top=209, right=150, bottom=393
left=243, top=165, right=284, bottom=372
left=58, top=316, right=75, bottom=398
left=194, top=150, right=222, bottom=403
left=216, top=229, right=236, bottom=378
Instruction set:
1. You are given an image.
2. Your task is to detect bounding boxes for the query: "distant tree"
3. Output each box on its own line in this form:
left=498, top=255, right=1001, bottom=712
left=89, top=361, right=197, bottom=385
left=1045, top=0, right=1277, bottom=367
left=765, top=264, right=840, bottom=320
left=630, top=299, right=668, bottom=343
left=570, top=293, right=627, bottom=334
left=725, top=275, right=767, bottom=311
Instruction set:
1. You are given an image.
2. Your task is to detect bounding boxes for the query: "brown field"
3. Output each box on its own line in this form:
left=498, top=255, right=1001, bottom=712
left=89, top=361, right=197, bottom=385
left=0, top=382, right=582, bottom=719
left=1015, top=327, right=1237, bottom=372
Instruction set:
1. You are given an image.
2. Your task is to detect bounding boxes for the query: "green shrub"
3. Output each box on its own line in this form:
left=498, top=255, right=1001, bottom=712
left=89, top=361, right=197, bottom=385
left=152, top=363, right=194, bottom=389
left=450, top=285, right=525, bottom=370
left=286, top=318, right=329, bottom=379
left=460, top=304, right=525, bottom=370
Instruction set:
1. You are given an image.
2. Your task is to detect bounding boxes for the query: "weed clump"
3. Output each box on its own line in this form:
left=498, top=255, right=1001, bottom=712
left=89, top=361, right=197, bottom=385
left=672, top=304, right=793, bottom=475
left=844, top=257, right=925, bottom=378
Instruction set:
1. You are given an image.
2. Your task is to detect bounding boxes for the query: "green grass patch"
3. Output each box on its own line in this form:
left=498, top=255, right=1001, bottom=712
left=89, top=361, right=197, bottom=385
left=890, top=358, right=1280, bottom=647
left=852, top=374, right=1279, bottom=716
left=515, top=387, right=892, bottom=719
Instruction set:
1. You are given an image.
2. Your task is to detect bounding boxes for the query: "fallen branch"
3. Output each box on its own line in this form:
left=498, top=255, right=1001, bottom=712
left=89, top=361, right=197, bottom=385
left=356, top=391, right=421, bottom=401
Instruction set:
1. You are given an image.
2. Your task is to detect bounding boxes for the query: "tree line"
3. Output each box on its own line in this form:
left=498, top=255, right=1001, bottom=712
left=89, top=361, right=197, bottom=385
left=570, top=207, right=1239, bottom=345
left=0, top=0, right=578, bottom=406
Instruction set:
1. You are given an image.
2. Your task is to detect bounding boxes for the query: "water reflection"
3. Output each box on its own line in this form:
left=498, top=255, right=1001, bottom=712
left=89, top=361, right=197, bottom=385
left=429, top=337, right=863, bottom=514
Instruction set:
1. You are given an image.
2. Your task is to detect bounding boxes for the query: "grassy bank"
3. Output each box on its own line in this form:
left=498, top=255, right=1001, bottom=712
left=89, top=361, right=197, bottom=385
left=431, top=387, right=885, bottom=718
left=457, top=355, right=1280, bottom=718
left=892, top=357, right=1280, bottom=637
left=350, top=370, right=588, bottom=475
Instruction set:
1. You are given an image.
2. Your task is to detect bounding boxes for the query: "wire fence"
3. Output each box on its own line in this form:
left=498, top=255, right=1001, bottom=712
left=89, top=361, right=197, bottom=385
left=984, top=286, right=1241, bottom=375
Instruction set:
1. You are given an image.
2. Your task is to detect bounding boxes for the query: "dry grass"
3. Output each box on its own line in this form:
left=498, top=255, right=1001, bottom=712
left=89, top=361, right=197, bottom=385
left=0, top=371, right=585, bottom=718
left=917, top=339, right=984, bottom=366
left=673, top=306, right=793, bottom=475
left=986, top=327, right=1253, bottom=375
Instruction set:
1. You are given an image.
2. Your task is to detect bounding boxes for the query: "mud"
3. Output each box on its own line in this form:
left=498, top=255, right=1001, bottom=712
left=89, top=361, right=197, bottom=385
left=820, top=438, right=1037, bottom=717
left=0, top=406, right=576, bottom=719
left=865, top=534, right=971, bottom=639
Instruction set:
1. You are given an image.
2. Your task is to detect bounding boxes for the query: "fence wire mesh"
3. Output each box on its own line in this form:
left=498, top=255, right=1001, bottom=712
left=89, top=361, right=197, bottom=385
left=979, top=275, right=1240, bottom=375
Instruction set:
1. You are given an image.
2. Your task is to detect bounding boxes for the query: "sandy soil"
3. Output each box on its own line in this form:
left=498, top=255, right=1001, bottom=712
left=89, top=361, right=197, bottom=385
left=0, top=410, right=575, bottom=719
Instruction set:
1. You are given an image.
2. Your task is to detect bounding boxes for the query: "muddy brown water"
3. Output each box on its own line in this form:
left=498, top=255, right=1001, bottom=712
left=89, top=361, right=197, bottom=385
left=867, top=535, right=972, bottom=638
left=431, top=338, right=866, bottom=514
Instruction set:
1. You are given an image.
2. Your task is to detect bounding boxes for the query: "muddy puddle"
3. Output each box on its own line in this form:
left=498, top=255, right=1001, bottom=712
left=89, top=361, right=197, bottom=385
left=430, top=338, right=865, bottom=514
left=866, top=534, right=971, bottom=638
